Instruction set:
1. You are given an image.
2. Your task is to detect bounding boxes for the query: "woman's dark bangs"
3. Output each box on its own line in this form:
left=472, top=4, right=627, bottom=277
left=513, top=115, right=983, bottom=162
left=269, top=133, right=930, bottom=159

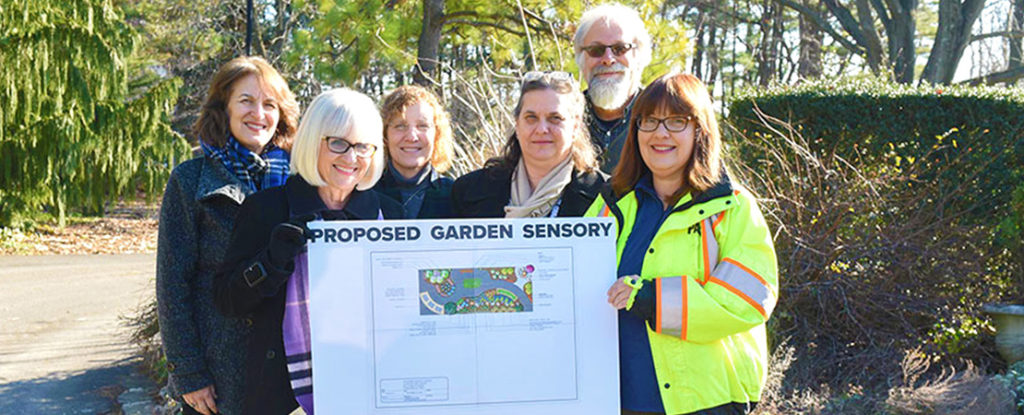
left=633, top=78, right=693, bottom=118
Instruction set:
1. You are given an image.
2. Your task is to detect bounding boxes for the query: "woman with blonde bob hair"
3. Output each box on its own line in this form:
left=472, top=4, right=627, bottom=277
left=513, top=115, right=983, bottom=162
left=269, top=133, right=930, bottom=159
left=587, top=73, right=778, bottom=414
left=373, top=85, right=457, bottom=218
left=215, top=88, right=402, bottom=415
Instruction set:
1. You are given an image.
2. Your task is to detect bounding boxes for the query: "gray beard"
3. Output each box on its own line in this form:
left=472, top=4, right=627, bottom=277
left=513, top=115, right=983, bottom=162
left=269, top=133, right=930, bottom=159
left=588, top=75, right=632, bottom=111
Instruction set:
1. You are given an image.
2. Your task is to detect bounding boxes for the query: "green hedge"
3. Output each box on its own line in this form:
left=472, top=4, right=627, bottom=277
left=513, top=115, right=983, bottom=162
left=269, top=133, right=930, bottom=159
left=722, top=78, right=1024, bottom=390
left=728, top=77, right=1024, bottom=219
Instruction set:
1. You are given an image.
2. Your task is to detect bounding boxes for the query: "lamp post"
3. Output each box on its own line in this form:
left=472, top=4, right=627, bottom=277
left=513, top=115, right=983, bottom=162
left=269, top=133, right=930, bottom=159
left=245, top=0, right=253, bottom=56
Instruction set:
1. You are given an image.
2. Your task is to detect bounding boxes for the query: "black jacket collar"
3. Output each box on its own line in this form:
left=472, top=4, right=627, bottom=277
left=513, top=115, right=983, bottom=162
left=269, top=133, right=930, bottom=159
left=196, top=156, right=248, bottom=204
left=463, top=164, right=606, bottom=217
left=669, top=172, right=735, bottom=214
left=283, top=175, right=381, bottom=220
left=379, top=164, right=442, bottom=190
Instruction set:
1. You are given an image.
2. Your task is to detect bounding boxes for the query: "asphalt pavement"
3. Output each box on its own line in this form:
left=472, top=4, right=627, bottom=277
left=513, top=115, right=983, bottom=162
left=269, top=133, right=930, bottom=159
left=0, top=253, right=158, bottom=414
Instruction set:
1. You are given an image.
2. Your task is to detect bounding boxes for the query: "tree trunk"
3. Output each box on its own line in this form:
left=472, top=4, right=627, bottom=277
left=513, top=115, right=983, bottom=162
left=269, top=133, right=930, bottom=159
left=1009, top=0, right=1023, bottom=83
left=269, top=0, right=293, bottom=61
left=414, top=0, right=444, bottom=86
left=854, top=0, right=885, bottom=74
left=920, top=0, right=986, bottom=84
left=692, top=10, right=706, bottom=80
left=883, top=0, right=918, bottom=84
left=797, top=0, right=823, bottom=79
left=707, top=17, right=720, bottom=88
left=757, top=0, right=783, bottom=86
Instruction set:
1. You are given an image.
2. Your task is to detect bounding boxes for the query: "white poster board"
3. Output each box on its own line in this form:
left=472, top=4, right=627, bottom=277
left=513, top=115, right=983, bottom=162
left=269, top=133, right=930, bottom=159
left=306, top=217, right=620, bottom=414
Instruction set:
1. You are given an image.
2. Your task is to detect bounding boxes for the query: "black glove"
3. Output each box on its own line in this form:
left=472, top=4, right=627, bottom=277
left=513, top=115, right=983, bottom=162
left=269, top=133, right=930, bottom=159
left=629, top=283, right=656, bottom=324
left=265, top=214, right=315, bottom=270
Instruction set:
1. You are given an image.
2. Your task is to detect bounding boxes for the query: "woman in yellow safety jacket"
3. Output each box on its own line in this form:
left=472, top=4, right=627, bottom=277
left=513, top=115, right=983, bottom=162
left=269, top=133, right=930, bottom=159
left=586, top=73, right=778, bottom=415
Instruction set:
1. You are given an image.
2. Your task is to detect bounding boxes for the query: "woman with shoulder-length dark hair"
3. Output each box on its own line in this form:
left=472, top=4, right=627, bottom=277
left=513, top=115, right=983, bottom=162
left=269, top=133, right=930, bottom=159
left=372, top=84, right=456, bottom=218
left=215, top=88, right=402, bottom=415
left=451, top=71, right=606, bottom=218
left=587, top=73, right=778, bottom=415
left=156, top=56, right=299, bottom=415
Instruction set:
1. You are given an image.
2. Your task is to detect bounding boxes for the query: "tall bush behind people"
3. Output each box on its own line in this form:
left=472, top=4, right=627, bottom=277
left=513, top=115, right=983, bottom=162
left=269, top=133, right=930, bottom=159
left=0, top=0, right=187, bottom=227
left=726, top=77, right=1023, bottom=410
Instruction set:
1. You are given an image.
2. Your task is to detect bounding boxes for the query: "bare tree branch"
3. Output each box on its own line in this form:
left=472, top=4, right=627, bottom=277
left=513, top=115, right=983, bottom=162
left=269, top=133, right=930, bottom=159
left=959, top=66, right=1024, bottom=85
left=444, top=19, right=527, bottom=37
left=776, top=0, right=865, bottom=54
left=970, top=29, right=1024, bottom=43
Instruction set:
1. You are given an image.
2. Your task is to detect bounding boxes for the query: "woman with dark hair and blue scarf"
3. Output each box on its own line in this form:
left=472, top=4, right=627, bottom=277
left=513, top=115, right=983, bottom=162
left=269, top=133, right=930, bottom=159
left=156, top=56, right=299, bottom=415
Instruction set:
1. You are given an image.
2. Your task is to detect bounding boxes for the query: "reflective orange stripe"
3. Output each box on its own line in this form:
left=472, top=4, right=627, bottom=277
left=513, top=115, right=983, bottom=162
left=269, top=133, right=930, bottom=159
left=706, top=275, right=767, bottom=318
left=654, top=277, right=685, bottom=338
left=708, top=258, right=776, bottom=319
left=712, top=211, right=726, bottom=231
left=680, top=278, right=688, bottom=340
left=701, top=218, right=719, bottom=283
left=701, top=222, right=711, bottom=282
left=600, top=203, right=611, bottom=217
left=655, top=278, right=662, bottom=334
left=723, top=257, right=770, bottom=288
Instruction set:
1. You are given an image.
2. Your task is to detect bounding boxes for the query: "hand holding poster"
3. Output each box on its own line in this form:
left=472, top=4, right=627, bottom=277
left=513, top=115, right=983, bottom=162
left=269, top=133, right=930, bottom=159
left=306, top=217, right=620, bottom=414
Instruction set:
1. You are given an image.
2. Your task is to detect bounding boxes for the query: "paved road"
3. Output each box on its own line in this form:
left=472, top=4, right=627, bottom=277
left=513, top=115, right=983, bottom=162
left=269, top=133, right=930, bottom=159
left=0, top=253, right=157, bottom=414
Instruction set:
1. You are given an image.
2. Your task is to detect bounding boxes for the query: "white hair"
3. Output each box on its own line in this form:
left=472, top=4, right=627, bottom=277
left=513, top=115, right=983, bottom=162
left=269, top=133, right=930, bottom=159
left=573, top=4, right=652, bottom=91
left=290, top=88, right=385, bottom=191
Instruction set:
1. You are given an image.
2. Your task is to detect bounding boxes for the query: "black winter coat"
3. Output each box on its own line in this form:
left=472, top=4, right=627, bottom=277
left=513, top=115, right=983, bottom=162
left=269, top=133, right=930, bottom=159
left=372, top=166, right=455, bottom=219
left=156, top=156, right=252, bottom=415
left=450, top=164, right=607, bottom=218
left=214, top=175, right=403, bottom=415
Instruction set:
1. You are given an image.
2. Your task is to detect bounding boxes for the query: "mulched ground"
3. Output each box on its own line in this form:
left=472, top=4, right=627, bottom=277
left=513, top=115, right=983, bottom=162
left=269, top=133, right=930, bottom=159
left=0, top=203, right=159, bottom=255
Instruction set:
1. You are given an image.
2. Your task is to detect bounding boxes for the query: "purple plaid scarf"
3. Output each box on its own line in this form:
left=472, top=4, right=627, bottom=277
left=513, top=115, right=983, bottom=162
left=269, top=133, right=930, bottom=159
left=282, top=210, right=384, bottom=414
left=201, top=136, right=290, bottom=193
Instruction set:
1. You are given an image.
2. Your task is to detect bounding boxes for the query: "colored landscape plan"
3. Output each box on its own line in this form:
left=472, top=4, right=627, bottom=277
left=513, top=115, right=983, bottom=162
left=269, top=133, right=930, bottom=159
left=305, top=217, right=621, bottom=414
left=418, top=265, right=535, bottom=315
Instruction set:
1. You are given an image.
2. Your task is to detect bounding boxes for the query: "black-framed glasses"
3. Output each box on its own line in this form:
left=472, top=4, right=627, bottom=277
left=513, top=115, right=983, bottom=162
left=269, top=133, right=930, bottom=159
left=636, top=115, right=694, bottom=132
left=324, top=136, right=377, bottom=158
left=580, top=42, right=636, bottom=58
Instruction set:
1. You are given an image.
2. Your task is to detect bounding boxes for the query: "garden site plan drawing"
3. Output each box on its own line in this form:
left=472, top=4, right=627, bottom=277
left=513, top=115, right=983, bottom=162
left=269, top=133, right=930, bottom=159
left=372, top=249, right=575, bottom=408
left=306, top=218, right=620, bottom=414
left=418, top=265, right=535, bottom=315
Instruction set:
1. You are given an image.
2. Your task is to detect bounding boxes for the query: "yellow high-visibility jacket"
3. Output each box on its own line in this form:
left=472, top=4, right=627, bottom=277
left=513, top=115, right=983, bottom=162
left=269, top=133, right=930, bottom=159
left=585, top=178, right=778, bottom=414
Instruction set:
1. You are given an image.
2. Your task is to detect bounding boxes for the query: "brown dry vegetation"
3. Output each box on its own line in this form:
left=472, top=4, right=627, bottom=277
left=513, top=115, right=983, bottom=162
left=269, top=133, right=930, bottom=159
left=0, top=203, right=159, bottom=255
left=732, top=108, right=1018, bottom=413
left=887, top=350, right=1015, bottom=414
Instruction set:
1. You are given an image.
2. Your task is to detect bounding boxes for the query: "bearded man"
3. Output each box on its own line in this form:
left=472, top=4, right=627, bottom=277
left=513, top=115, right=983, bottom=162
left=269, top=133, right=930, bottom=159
left=573, top=4, right=652, bottom=172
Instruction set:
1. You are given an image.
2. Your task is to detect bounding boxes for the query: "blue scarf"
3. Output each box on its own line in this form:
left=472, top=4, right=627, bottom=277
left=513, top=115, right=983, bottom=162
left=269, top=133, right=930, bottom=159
left=201, top=136, right=290, bottom=193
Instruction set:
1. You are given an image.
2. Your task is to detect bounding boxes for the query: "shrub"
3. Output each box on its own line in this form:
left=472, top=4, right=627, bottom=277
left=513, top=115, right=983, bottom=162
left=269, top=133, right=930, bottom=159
left=994, top=361, right=1024, bottom=413
left=729, top=77, right=1024, bottom=225
left=724, top=79, right=1023, bottom=399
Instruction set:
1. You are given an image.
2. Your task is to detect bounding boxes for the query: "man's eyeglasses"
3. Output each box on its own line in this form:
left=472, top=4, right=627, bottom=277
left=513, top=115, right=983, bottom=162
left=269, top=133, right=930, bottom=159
left=636, top=116, right=695, bottom=132
left=580, top=43, right=636, bottom=58
left=324, top=136, right=377, bottom=158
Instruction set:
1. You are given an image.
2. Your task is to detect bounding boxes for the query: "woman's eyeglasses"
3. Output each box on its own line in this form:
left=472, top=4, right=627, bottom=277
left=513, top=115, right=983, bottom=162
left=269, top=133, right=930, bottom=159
left=636, top=116, right=695, bottom=132
left=580, top=43, right=636, bottom=58
left=522, top=70, right=575, bottom=84
left=324, top=136, right=377, bottom=158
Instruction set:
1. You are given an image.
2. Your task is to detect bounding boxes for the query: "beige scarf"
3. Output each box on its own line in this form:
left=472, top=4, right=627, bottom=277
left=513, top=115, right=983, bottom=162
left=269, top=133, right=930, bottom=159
left=504, top=156, right=575, bottom=218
